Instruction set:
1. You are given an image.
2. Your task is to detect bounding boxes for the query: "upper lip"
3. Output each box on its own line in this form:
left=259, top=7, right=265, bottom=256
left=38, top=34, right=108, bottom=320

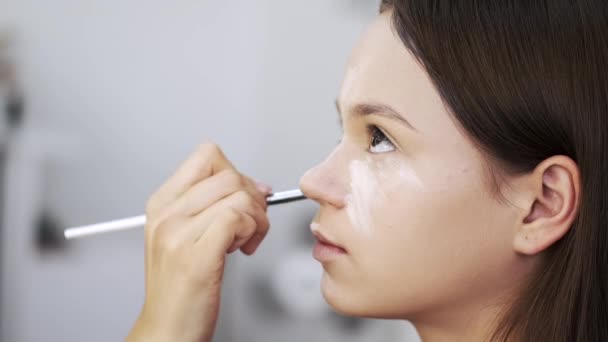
left=311, top=225, right=346, bottom=251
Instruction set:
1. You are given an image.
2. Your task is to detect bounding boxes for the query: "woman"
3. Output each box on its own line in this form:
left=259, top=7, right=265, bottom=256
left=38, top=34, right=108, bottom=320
left=127, top=1, right=607, bottom=341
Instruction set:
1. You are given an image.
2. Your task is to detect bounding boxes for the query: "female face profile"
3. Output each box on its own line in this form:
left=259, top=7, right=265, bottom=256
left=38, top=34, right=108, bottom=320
left=300, top=0, right=604, bottom=338
left=300, top=11, right=533, bottom=340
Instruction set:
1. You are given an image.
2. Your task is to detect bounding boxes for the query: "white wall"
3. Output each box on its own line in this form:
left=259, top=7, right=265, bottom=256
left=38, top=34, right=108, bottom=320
left=0, top=1, right=419, bottom=341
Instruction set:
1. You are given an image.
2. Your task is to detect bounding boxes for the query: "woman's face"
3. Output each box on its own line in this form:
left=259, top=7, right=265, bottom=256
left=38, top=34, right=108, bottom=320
left=300, top=12, right=526, bottom=322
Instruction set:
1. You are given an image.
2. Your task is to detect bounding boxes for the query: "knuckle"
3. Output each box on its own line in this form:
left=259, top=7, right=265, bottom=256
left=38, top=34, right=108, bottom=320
left=221, top=208, right=243, bottom=225
left=198, top=142, right=221, bottom=158
left=235, top=190, right=253, bottom=204
left=193, top=143, right=225, bottom=176
left=222, top=169, right=244, bottom=188
left=254, top=216, right=269, bottom=236
left=145, top=194, right=160, bottom=215
left=261, top=217, right=270, bottom=232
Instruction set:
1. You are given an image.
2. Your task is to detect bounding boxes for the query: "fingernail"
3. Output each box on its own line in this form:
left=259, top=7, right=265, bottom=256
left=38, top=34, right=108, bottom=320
left=255, top=181, right=273, bottom=194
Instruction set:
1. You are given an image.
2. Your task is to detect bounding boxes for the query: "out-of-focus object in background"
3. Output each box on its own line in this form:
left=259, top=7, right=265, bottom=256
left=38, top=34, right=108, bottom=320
left=271, top=246, right=328, bottom=318
left=0, top=29, right=24, bottom=131
left=5, top=84, right=24, bottom=130
left=33, top=167, right=66, bottom=253
left=0, top=27, right=19, bottom=341
left=1, top=29, right=67, bottom=253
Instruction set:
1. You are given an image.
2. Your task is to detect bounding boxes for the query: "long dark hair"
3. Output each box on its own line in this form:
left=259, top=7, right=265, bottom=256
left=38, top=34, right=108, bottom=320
left=380, top=1, right=607, bottom=340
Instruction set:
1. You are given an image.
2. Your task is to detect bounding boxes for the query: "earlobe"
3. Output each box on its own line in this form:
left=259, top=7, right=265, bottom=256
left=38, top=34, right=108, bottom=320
left=513, top=156, right=580, bottom=255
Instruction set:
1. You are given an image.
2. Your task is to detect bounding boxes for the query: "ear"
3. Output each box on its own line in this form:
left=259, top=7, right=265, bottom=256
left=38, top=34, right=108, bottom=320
left=513, top=156, right=581, bottom=255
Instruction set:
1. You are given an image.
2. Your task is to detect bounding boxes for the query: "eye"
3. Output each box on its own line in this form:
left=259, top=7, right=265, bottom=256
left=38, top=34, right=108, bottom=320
left=368, top=125, right=395, bottom=153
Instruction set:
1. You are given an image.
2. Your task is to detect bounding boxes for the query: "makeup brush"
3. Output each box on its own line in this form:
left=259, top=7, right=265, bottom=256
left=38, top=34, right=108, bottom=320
left=64, top=189, right=305, bottom=240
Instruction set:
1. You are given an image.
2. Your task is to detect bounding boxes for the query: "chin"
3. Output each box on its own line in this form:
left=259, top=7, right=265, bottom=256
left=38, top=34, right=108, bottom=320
left=320, top=272, right=418, bottom=320
left=320, top=272, right=386, bottom=318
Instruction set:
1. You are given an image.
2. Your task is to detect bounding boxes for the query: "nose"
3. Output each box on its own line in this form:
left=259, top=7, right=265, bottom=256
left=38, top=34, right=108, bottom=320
left=299, top=148, right=349, bottom=209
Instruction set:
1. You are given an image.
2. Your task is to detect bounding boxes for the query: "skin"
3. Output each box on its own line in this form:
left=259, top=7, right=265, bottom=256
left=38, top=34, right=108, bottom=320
left=127, top=143, right=273, bottom=341
left=128, top=11, right=580, bottom=342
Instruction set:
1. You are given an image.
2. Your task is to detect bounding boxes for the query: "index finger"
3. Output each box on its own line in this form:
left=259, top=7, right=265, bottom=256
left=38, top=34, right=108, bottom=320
left=150, top=143, right=234, bottom=211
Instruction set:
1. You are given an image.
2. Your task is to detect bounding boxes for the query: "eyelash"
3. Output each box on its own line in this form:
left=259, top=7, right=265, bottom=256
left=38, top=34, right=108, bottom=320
left=367, top=125, right=396, bottom=153
left=335, top=125, right=396, bottom=154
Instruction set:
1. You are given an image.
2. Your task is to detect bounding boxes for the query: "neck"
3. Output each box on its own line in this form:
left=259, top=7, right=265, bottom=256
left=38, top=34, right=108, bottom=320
left=413, top=306, right=501, bottom=341
left=410, top=255, right=540, bottom=341
left=409, top=290, right=516, bottom=342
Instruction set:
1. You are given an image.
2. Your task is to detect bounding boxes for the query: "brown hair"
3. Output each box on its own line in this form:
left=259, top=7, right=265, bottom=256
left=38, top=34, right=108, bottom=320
left=380, top=1, right=608, bottom=341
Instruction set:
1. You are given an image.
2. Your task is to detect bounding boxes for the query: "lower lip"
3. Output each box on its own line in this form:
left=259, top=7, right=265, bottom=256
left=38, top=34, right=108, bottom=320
left=313, top=240, right=347, bottom=262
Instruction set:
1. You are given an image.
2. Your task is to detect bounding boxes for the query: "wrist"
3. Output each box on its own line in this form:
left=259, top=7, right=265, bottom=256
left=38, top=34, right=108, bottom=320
left=126, top=311, right=168, bottom=342
left=126, top=310, right=212, bottom=342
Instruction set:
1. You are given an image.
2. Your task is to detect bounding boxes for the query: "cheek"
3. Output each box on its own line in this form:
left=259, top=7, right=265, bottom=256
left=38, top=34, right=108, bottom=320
left=376, top=181, right=490, bottom=258
left=325, top=156, right=517, bottom=316
left=344, top=157, right=425, bottom=236
left=396, top=168, right=492, bottom=255
left=350, top=164, right=514, bottom=310
left=344, top=159, right=379, bottom=236
left=372, top=158, right=491, bottom=251
left=346, top=156, right=501, bottom=269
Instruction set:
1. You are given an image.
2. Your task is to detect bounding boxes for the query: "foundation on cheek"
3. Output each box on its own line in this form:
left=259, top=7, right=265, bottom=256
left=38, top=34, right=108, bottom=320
left=378, top=156, right=423, bottom=190
left=345, top=156, right=423, bottom=236
left=345, top=158, right=379, bottom=236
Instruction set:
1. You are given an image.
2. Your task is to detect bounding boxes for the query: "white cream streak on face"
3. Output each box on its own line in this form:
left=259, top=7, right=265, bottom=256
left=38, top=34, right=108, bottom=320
left=378, top=157, right=423, bottom=189
left=346, top=158, right=379, bottom=236
left=346, top=157, right=423, bottom=235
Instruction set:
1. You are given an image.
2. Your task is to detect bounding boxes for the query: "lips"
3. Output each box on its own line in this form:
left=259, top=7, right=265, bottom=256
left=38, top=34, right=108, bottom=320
left=310, top=224, right=347, bottom=252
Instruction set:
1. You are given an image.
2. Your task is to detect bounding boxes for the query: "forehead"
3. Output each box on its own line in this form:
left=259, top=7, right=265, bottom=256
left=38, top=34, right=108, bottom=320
left=346, top=12, right=408, bottom=74
left=337, top=13, right=450, bottom=136
left=339, top=13, right=418, bottom=104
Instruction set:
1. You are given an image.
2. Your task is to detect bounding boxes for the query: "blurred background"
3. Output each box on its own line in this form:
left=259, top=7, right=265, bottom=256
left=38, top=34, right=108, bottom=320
left=0, top=1, right=420, bottom=341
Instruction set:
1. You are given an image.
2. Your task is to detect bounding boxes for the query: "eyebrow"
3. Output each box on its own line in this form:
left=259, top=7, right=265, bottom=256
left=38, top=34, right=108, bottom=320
left=335, top=99, right=417, bottom=131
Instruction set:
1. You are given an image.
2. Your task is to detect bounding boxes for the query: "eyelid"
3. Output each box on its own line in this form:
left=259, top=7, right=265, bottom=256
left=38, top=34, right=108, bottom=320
left=369, top=124, right=401, bottom=152
left=367, top=125, right=395, bottom=153
left=369, top=125, right=393, bottom=144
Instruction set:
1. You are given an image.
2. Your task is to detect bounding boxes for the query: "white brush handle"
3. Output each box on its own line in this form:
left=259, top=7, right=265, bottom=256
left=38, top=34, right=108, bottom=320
left=64, top=215, right=146, bottom=239
left=64, top=189, right=305, bottom=240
